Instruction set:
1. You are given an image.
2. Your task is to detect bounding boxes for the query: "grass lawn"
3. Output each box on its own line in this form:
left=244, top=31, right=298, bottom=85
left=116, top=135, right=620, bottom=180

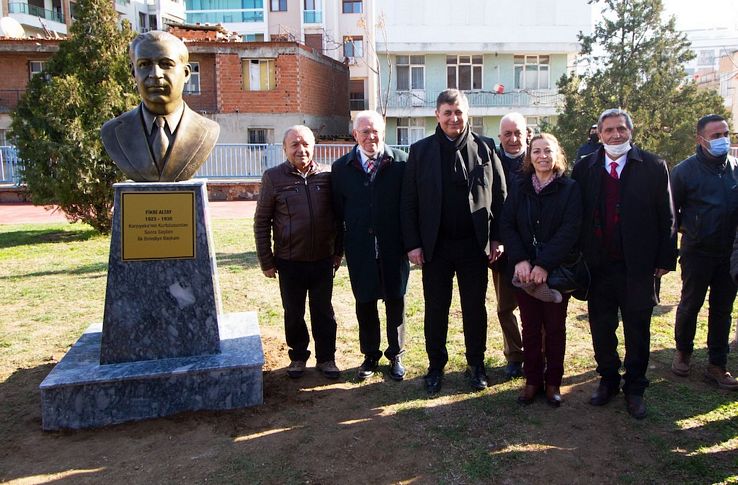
left=0, top=219, right=737, bottom=484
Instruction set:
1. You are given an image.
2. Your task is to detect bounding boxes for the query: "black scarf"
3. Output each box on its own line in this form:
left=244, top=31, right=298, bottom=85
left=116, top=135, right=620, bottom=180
left=436, top=124, right=473, bottom=186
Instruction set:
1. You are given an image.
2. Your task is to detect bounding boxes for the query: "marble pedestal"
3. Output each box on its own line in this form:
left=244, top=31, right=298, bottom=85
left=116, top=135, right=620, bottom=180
left=39, top=181, right=264, bottom=430
left=40, top=312, right=263, bottom=430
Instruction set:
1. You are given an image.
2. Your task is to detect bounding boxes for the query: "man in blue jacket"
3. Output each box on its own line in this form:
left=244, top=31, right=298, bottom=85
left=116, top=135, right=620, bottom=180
left=670, top=114, right=738, bottom=391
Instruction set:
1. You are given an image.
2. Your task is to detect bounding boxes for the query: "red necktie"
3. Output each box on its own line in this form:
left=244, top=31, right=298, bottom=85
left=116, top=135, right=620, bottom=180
left=366, top=157, right=376, bottom=175
left=609, top=162, right=619, bottom=179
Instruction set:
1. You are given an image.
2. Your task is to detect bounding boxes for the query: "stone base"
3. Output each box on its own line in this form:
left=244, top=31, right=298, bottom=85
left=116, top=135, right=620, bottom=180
left=39, top=312, right=263, bottom=431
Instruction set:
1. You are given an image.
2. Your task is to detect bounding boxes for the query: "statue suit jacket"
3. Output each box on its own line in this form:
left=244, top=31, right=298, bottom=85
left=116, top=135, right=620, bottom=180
left=101, top=103, right=220, bottom=182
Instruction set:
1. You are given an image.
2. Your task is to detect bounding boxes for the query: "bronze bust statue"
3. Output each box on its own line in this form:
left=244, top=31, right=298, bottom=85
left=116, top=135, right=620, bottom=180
left=102, top=31, right=220, bottom=182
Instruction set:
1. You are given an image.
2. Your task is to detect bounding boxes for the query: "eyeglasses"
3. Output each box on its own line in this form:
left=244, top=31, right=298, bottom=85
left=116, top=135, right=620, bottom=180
left=358, top=129, right=380, bottom=137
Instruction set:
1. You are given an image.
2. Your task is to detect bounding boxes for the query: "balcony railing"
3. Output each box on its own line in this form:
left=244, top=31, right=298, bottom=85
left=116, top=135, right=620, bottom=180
left=8, top=2, right=65, bottom=23
left=386, top=89, right=564, bottom=110
left=0, top=90, right=24, bottom=113
left=303, top=9, right=322, bottom=23
left=350, top=98, right=368, bottom=111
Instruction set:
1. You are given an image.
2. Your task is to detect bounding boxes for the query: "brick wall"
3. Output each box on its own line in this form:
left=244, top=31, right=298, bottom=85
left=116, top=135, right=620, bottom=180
left=184, top=53, right=217, bottom=112
left=0, top=41, right=58, bottom=112
left=187, top=42, right=349, bottom=119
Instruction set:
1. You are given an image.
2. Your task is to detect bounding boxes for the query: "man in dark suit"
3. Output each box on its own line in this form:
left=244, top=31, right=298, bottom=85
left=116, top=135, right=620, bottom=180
left=572, top=108, right=677, bottom=419
left=332, top=110, right=409, bottom=381
left=401, top=89, right=507, bottom=394
left=102, top=30, right=219, bottom=182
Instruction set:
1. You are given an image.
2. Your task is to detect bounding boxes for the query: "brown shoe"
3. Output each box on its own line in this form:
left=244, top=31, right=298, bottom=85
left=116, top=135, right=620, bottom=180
left=625, top=394, right=647, bottom=419
left=545, top=385, right=562, bottom=407
left=517, top=384, right=540, bottom=405
left=671, top=350, right=691, bottom=377
left=316, top=360, right=341, bottom=379
left=704, top=364, right=738, bottom=390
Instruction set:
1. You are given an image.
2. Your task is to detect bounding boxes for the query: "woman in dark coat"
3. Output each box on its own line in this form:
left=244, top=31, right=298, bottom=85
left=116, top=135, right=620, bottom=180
left=500, top=133, right=582, bottom=407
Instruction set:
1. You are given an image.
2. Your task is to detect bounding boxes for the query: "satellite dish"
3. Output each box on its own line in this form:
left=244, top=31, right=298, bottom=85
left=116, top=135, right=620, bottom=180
left=0, top=17, right=26, bottom=38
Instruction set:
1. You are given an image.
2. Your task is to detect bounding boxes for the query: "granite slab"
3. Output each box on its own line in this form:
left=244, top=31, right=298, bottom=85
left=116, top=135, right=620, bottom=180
left=101, top=180, right=223, bottom=364
left=40, top=312, right=263, bottom=431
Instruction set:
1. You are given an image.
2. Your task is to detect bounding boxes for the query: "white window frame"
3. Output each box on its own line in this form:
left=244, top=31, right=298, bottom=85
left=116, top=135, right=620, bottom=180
left=29, top=61, right=46, bottom=78
left=396, top=55, right=425, bottom=91
left=343, top=36, right=363, bottom=59
left=397, top=118, right=425, bottom=146
left=446, top=55, right=483, bottom=91
left=184, top=61, right=200, bottom=94
left=514, top=55, right=550, bottom=91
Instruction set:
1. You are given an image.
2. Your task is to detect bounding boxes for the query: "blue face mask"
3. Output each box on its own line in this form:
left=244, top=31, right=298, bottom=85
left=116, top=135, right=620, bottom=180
left=705, top=137, right=731, bottom=157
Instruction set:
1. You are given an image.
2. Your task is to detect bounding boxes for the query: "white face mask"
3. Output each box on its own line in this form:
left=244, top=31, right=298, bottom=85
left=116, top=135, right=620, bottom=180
left=603, top=141, right=631, bottom=157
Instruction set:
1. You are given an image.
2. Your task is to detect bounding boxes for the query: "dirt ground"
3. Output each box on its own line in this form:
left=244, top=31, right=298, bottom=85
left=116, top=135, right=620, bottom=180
left=3, top=321, right=732, bottom=484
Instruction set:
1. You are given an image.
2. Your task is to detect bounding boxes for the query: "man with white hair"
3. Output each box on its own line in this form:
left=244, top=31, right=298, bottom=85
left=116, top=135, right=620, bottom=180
left=490, top=112, right=527, bottom=379
left=255, top=125, right=343, bottom=380
left=332, top=111, right=410, bottom=381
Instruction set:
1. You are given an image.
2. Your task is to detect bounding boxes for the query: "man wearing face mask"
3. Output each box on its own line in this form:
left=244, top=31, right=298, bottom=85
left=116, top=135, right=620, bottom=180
left=572, top=108, right=677, bottom=419
left=670, top=114, right=738, bottom=391
left=575, top=124, right=602, bottom=161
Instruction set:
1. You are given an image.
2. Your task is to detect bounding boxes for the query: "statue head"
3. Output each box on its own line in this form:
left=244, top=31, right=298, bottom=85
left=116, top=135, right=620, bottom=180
left=130, top=31, right=191, bottom=115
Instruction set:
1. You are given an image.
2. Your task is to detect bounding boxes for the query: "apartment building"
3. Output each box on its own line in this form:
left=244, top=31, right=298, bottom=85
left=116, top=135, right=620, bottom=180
left=184, top=0, right=378, bottom=115
left=375, top=0, right=591, bottom=144
left=0, top=0, right=184, bottom=38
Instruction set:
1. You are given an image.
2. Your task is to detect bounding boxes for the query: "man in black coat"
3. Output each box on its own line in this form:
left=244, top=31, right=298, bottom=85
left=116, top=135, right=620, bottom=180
left=401, top=89, right=507, bottom=394
left=332, top=111, right=409, bottom=381
left=572, top=108, right=677, bottom=419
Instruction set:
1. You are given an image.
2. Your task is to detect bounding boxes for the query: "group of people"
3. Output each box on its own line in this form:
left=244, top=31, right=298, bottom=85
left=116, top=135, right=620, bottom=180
left=254, top=88, right=738, bottom=421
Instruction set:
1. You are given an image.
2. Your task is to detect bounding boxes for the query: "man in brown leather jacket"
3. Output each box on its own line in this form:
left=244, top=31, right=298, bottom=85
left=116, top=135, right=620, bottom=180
left=254, top=125, right=342, bottom=379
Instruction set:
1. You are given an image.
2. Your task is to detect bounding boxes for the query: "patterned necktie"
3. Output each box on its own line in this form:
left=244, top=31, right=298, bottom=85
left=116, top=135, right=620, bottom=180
left=609, top=161, right=619, bottom=179
left=366, top=157, right=376, bottom=175
left=152, top=116, right=169, bottom=170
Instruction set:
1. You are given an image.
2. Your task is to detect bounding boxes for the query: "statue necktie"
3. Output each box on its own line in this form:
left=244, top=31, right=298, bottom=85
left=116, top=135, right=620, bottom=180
left=152, top=116, right=169, bottom=171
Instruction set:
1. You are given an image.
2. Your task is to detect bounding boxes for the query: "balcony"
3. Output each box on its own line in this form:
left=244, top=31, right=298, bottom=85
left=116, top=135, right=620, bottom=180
left=8, top=2, right=64, bottom=23
left=303, top=9, right=322, bottom=23
left=385, top=90, right=563, bottom=111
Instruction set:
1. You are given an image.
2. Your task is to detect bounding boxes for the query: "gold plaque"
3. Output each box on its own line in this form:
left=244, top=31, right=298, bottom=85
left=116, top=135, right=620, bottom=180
left=121, top=191, right=196, bottom=261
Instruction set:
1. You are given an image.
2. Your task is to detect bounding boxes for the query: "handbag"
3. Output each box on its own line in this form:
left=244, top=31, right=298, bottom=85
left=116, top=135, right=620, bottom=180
left=527, top=197, right=590, bottom=299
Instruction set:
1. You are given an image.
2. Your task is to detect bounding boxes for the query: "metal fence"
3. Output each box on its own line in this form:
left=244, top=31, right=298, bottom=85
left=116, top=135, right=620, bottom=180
left=0, top=146, right=21, bottom=185
left=0, top=144, right=412, bottom=183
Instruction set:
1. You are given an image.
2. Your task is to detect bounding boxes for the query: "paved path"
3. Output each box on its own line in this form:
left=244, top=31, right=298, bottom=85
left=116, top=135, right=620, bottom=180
left=0, top=201, right=257, bottom=225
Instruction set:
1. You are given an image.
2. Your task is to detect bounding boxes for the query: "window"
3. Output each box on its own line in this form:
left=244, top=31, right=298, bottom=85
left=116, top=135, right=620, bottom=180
left=304, top=0, right=322, bottom=23
left=514, top=55, right=549, bottom=90
left=187, top=0, right=265, bottom=23
left=342, top=0, right=361, bottom=13
left=343, top=36, right=363, bottom=58
left=270, top=0, right=286, bottom=11
left=184, top=62, right=200, bottom=94
left=29, top=61, right=46, bottom=78
left=469, top=117, right=483, bottom=135
left=248, top=128, right=273, bottom=144
left=243, top=33, right=265, bottom=41
left=697, top=49, right=716, bottom=66
left=242, top=59, right=276, bottom=91
left=138, top=12, right=147, bottom=30
left=397, top=118, right=425, bottom=146
left=447, top=55, right=482, bottom=91
left=349, top=79, right=365, bottom=110
left=148, top=14, right=157, bottom=30
left=396, top=55, right=424, bottom=91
